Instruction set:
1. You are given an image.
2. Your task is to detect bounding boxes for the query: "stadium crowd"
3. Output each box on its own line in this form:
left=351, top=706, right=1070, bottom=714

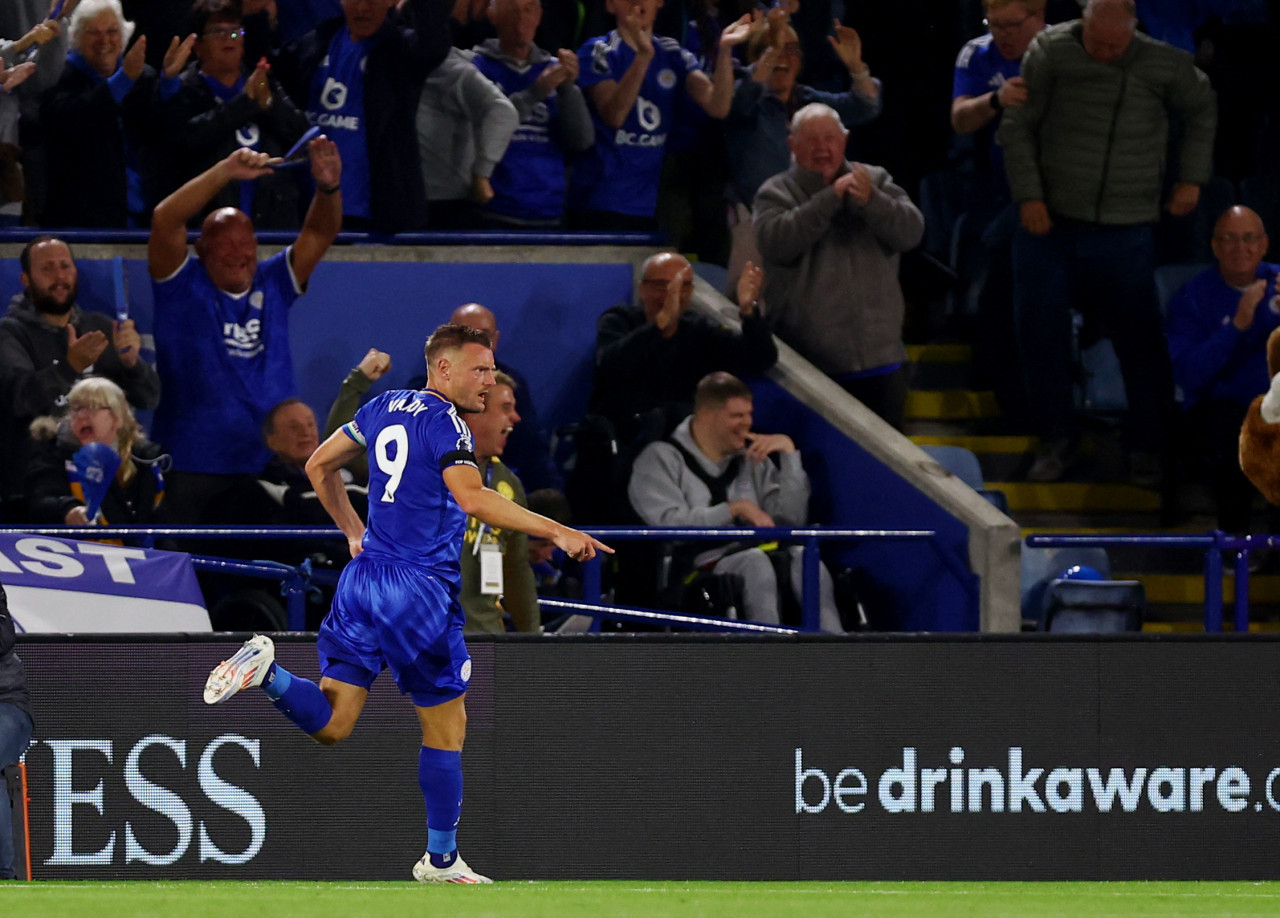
left=0, top=0, right=1277, bottom=628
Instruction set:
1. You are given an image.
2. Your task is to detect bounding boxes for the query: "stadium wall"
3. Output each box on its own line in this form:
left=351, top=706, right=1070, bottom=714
left=0, top=245, right=1011, bottom=631
left=13, top=634, right=1280, bottom=881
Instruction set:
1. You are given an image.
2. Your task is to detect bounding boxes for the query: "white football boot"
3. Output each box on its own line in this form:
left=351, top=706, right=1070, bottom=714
left=412, top=852, right=493, bottom=884
left=204, top=635, right=275, bottom=704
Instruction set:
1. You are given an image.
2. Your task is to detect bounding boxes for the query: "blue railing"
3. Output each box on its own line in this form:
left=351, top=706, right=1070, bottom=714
left=577, top=526, right=937, bottom=633
left=0, top=524, right=935, bottom=632
left=1026, top=531, right=1271, bottom=633
left=0, top=228, right=667, bottom=248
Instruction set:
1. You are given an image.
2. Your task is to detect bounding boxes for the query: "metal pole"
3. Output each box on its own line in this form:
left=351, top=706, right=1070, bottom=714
left=1235, top=537, right=1251, bottom=634
left=1204, top=541, right=1223, bottom=633
left=802, top=536, right=821, bottom=632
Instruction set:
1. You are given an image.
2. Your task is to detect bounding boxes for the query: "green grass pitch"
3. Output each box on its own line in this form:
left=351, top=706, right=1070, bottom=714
left=4, top=881, right=1280, bottom=918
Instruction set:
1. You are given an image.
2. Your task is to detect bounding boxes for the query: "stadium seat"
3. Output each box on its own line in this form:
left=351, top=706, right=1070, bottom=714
left=1072, top=308, right=1128, bottom=418
left=1039, top=579, right=1145, bottom=632
left=1154, top=262, right=1209, bottom=318
left=1157, top=175, right=1235, bottom=265
left=690, top=260, right=729, bottom=291
left=917, top=168, right=987, bottom=264
left=1020, top=545, right=1111, bottom=625
left=1070, top=261, right=1206, bottom=420
left=947, top=210, right=989, bottom=320
left=1240, top=172, right=1280, bottom=263
left=919, top=445, right=1008, bottom=513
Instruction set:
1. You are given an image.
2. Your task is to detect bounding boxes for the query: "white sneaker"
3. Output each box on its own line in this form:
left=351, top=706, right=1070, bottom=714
left=204, top=635, right=275, bottom=705
left=412, top=853, right=493, bottom=884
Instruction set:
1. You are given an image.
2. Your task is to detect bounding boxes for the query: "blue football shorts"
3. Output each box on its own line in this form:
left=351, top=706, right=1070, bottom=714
left=315, top=551, right=471, bottom=707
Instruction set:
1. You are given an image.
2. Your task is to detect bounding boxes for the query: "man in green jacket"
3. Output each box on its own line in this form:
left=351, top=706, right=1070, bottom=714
left=459, top=370, right=542, bottom=634
left=998, top=0, right=1216, bottom=486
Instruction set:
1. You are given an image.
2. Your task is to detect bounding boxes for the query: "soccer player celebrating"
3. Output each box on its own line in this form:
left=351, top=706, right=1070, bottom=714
left=204, top=323, right=611, bottom=883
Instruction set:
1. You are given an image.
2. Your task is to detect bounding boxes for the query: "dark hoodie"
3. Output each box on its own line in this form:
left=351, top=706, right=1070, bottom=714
left=0, top=582, right=32, bottom=727
left=0, top=293, right=161, bottom=508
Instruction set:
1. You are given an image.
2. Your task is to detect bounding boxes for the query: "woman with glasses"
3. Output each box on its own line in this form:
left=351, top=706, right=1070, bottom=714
left=155, top=0, right=311, bottom=229
left=25, top=377, right=169, bottom=526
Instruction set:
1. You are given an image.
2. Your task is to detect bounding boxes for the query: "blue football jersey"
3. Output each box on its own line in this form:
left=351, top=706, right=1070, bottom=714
left=342, top=389, right=478, bottom=580
left=309, top=26, right=374, bottom=218
left=570, top=31, right=699, bottom=217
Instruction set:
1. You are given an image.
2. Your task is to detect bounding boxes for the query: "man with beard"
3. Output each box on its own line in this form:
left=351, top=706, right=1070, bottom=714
left=0, top=236, right=160, bottom=521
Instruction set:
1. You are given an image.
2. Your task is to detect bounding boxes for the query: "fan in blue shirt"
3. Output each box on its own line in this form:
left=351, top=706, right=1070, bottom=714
left=148, top=138, right=343, bottom=525
left=568, top=0, right=753, bottom=228
left=1165, top=206, right=1280, bottom=533
left=950, top=0, right=1045, bottom=185
left=471, top=0, right=596, bottom=225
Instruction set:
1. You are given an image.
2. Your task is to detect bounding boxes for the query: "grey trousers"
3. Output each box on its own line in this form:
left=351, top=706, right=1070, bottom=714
left=713, top=546, right=843, bottom=633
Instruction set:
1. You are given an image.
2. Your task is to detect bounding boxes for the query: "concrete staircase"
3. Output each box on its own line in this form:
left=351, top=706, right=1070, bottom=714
left=905, top=343, right=1280, bottom=632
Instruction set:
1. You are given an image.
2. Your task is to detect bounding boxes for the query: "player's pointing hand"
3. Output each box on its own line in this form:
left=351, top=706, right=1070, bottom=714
left=553, top=527, right=614, bottom=562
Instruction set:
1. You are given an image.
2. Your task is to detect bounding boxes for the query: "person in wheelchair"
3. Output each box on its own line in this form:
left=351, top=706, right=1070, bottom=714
left=627, top=371, right=843, bottom=632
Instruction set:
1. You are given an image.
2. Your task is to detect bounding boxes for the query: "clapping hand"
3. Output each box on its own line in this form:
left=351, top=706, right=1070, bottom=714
left=828, top=20, right=866, bottom=75
left=163, top=33, right=196, bottom=78
left=66, top=325, right=109, bottom=373
left=244, top=57, right=272, bottom=107
left=833, top=163, right=871, bottom=204
left=719, top=13, right=756, bottom=50
left=1232, top=279, right=1269, bottom=331
left=122, top=34, right=146, bottom=80
left=654, top=263, right=693, bottom=338
left=737, top=261, right=763, bottom=315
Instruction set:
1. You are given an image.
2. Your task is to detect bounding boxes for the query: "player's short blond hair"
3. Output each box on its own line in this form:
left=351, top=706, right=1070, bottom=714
left=424, top=323, right=492, bottom=365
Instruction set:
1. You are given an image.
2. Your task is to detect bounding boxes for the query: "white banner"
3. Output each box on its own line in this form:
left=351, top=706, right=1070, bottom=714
left=0, top=534, right=209, bottom=633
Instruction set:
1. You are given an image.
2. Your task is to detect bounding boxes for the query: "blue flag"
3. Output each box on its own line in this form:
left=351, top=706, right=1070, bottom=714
left=72, top=442, right=122, bottom=523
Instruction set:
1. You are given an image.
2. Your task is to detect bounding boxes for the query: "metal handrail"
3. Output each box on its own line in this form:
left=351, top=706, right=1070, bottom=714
left=0, top=228, right=667, bottom=247
left=0, top=524, right=935, bottom=633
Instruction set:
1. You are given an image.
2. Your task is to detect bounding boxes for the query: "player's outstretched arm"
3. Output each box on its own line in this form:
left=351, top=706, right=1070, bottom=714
left=306, top=428, right=368, bottom=557
left=444, top=465, right=612, bottom=561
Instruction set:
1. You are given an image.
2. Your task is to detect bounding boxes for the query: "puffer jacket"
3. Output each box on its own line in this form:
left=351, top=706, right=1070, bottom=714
left=998, top=20, right=1216, bottom=225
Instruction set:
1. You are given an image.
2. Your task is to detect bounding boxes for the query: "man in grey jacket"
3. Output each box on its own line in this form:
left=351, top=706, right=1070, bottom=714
left=753, top=102, right=924, bottom=431
left=997, top=0, right=1216, bottom=484
left=416, top=47, right=519, bottom=229
left=628, top=371, right=843, bottom=632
